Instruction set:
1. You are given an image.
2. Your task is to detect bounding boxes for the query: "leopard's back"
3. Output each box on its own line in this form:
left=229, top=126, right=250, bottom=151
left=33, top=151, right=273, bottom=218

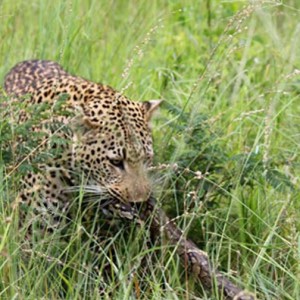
left=4, top=60, right=69, bottom=96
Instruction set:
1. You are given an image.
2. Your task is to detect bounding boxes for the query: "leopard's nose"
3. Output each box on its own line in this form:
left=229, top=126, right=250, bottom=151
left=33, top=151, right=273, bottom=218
left=130, top=184, right=150, bottom=202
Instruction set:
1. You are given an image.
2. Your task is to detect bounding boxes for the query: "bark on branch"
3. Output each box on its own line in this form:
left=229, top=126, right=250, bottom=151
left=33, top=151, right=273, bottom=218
left=138, top=198, right=256, bottom=300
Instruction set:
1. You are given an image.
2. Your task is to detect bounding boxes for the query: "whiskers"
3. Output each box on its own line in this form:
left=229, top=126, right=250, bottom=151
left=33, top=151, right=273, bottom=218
left=63, top=184, right=112, bottom=210
left=63, top=184, right=107, bottom=195
left=149, top=171, right=170, bottom=190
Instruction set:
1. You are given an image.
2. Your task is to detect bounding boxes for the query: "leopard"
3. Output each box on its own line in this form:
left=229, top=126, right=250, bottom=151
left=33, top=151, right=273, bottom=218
left=4, top=60, right=161, bottom=233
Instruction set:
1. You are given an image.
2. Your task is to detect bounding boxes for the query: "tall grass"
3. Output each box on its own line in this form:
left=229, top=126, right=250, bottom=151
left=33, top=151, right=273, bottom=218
left=0, top=0, right=299, bottom=299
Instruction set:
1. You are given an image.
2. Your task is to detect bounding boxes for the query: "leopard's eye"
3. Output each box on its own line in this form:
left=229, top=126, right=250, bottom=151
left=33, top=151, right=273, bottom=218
left=109, top=159, right=124, bottom=170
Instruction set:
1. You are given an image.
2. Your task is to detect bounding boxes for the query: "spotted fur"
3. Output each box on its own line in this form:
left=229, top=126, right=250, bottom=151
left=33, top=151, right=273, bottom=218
left=4, top=60, right=161, bottom=230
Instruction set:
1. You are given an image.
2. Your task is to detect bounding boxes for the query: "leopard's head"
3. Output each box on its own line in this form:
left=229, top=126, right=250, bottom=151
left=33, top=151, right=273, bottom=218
left=73, top=93, right=161, bottom=203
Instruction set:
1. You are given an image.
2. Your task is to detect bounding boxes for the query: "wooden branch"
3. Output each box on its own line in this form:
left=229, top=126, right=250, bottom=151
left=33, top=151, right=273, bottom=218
left=139, top=198, right=256, bottom=300
left=99, top=197, right=256, bottom=299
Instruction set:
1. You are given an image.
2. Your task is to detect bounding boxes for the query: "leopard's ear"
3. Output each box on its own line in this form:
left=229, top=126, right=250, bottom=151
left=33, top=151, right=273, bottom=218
left=142, top=100, right=162, bottom=122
